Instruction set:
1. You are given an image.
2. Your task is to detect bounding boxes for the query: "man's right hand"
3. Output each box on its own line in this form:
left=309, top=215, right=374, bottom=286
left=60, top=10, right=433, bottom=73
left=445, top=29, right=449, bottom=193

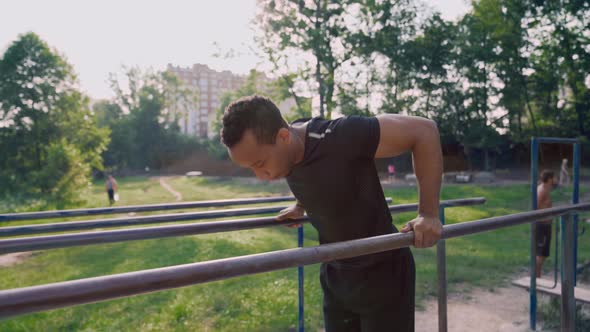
left=276, top=204, right=305, bottom=228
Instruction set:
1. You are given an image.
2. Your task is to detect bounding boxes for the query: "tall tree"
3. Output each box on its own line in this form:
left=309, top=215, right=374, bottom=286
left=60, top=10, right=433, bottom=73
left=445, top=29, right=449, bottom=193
left=355, top=0, right=419, bottom=114
left=0, top=32, right=109, bottom=204
left=256, top=0, right=353, bottom=119
left=104, top=67, right=200, bottom=170
left=528, top=0, right=590, bottom=138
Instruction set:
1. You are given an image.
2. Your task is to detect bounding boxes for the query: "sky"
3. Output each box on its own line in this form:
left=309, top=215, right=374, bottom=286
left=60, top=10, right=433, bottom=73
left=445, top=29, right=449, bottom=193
left=0, top=0, right=471, bottom=100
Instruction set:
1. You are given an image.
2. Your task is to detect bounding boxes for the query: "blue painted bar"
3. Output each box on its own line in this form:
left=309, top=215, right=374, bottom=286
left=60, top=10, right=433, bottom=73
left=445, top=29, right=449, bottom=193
left=297, top=226, right=304, bottom=332
left=437, top=206, right=447, bottom=332
left=560, top=214, right=576, bottom=331
left=530, top=137, right=538, bottom=331
left=572, top=143, right=580, bottom=286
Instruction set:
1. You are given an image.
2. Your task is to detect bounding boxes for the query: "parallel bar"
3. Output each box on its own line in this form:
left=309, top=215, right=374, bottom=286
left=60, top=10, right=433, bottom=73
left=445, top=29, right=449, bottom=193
left=572, top=142, right=580, bottom=286
left=437, top=207, right=448, bottom=332
left=0, top=202, right=587, bottom=319
left=0, top=216, right=297, bottom=254
left=442, top=203, right=590, bottom=239
left=0, top=198, right=486, bottom=254
left=530, top=137, right=539, bottom=331
left=535, top=137, right=580, bottom=144
left=0, top=206, right=289, bottom=237
left=0, top=197, right=390, bottom=237
left=561, top=214, right=576, bottom=331
left=0, top=196, right=297, bottom=222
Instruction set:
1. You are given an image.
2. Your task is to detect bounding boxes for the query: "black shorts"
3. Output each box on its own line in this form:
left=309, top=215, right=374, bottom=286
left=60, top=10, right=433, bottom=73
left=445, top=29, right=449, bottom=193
left=536, top=223, right=552, bottom=257
left=320, top=248, right=415, bottom=332
left=107, top=189, right=114, bottom=201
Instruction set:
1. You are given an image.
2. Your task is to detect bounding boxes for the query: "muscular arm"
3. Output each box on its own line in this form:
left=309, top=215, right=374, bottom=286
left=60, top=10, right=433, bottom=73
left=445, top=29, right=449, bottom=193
left=375, top=114, right=443, bottom=217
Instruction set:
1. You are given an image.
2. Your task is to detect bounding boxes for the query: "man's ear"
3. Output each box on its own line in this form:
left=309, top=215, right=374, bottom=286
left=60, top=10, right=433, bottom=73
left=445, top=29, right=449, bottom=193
left=277, top=127, right=290, bottom=144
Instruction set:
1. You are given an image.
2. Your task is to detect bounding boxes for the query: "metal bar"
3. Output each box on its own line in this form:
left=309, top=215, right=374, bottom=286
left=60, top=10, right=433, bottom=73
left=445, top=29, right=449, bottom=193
left=0, top=197, right=392, bottom=237
left=437, top=206, right=448, bottom=332
left=530, top=137, right=539, bottom=331
left=0, top=202, right=588, bottom=319
left=0, top=216, right=297, bottom=254
left=0, top=198, right=486, bottom=254
left=572, top=142, right=580, bottom=286
left=0, top=206, right=289, bottom=237
left=0, top=196, right=298, bottom=222
left=549, top=218, right=559, bottom=289
left=297, top=226, right=304, bottom=332
left=535, top=137, right=580, bottom=144
left=560, top=214, right=576, bottom=332
left=442, top=203, right=590, bottom=239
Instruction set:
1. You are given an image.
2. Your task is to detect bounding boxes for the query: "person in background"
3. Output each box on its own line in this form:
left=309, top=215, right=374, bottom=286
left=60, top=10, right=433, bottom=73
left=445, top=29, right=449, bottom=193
left=536, top=169, right=557, bottom=278
left=105, top=174, right=118, bottom=205
left=388, top=164, right=396, bottom=183
left=559, top=158, right=570, bottom=186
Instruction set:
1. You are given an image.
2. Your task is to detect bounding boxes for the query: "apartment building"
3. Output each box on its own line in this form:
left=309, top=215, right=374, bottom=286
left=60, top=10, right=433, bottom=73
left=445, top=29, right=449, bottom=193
left=166, top=63, right=246, bottom=138
left=168, top=63, right=297, bottom=138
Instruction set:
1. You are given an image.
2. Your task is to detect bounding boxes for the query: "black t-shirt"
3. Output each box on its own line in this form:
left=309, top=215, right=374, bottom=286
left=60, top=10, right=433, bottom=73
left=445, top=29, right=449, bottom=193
left=286, top=116, right=397, bottom=267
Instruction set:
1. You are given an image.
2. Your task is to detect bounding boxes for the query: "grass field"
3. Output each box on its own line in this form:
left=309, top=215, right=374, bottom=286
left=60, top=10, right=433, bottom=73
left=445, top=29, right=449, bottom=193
left=0, top=176, right=588, bottom=331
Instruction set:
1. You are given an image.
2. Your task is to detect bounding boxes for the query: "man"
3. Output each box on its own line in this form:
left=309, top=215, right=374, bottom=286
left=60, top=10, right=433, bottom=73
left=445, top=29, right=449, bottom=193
left=536, top=169, right=557, bottom=278
left=559, top=158, right=570, bottom=186
left=221, top=95, right=442, bottom=331
left=105, top=174, right=118, bottom=206
left=388, top=164, right=396, bottom=183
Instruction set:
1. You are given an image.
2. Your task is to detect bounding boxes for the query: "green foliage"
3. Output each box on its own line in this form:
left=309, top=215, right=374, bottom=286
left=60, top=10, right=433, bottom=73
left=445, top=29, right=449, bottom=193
left=256, top=0, right=353, bottom=119
left=255, top=0, right=590, bottom=168
left=97, top=67, right=202, bottom=170
left=31, top=140, right=91, bottom=207
left=0, top=32, right=108, bottom=206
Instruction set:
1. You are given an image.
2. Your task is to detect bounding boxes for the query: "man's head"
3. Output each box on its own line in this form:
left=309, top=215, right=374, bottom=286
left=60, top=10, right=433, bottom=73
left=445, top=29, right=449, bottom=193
left=221, top=95, right=295, bottom=181
left=540, top=169, right=556, bottom=186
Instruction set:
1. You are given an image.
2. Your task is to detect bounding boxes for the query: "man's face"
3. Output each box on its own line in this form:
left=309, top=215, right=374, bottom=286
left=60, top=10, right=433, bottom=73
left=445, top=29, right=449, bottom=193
left=545, top=176, right=557, bottom=189
left=228, top=128, right=292, bottom=181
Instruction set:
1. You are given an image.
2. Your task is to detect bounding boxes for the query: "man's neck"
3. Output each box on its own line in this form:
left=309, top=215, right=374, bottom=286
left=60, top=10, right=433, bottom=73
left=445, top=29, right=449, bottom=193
left=290, top=123, right=307, bottom=165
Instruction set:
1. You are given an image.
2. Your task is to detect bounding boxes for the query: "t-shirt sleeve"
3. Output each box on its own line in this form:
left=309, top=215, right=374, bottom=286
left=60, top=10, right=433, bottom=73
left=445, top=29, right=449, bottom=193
left=332, top=116, right=380, bottom=160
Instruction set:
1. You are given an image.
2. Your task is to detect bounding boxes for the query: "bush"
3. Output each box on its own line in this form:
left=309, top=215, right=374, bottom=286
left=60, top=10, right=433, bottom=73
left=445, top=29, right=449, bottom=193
left=30, top=140, right=91, bottom=207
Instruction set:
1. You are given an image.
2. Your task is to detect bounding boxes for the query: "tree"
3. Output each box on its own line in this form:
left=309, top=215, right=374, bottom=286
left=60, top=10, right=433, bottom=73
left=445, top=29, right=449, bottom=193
left=351, top=0, right=419, bottom=114
left=0, top=32, right=109, bottom=204
left=527, top=0, right=590, bottom=138
left=102, top=67, right=201, bottom=170
left=408, top=14, right=456, bottom=121
left=256, top=0, right=353, bottom=119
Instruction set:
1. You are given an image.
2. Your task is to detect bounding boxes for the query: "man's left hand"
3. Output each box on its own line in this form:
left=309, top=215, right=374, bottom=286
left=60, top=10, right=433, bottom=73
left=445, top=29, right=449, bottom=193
left=400, top=215, right=442, bottom=248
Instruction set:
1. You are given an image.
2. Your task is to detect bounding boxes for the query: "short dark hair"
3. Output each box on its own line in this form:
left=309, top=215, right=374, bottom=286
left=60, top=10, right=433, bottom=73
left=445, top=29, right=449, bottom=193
left=221, top=95, right=288, bottom=148
left=540, top=169, right=554, bottom=183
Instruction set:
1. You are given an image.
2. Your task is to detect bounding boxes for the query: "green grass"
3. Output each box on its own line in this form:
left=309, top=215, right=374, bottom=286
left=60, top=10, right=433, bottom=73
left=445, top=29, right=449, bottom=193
left=0, top=177, right=589, bottom=331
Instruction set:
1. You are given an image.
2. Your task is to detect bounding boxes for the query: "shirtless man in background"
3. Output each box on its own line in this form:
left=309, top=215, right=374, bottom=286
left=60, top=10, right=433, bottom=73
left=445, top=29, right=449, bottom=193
left=536, top=170, right=557, bottom=278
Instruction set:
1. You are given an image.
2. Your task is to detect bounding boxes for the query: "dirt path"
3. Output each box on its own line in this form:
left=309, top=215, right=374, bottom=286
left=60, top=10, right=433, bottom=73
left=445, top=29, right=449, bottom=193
left=0, top=252, right=33, bottom=267
left=416, top=285, right=531, bottom=332
left=158, top=177, right=182, bottom=201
